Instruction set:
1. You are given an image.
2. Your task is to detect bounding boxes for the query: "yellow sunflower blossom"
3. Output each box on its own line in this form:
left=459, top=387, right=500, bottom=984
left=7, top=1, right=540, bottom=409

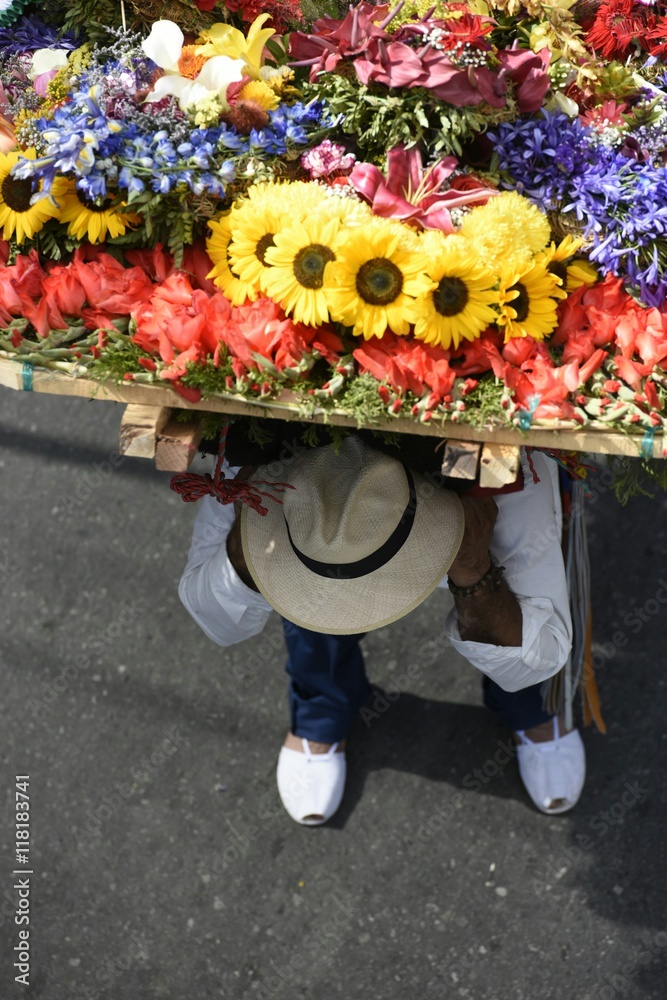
left=413, top=232, right=500, bottom=350
left=325, top=221, right=435, bottom=340
left=59, top=184, right=139, bottom=243
left=497, top=258, right=566, bottom=342
left=206, top=214, right=257, bottom=306
left=263, top=214, right=343, bottom=327
left=227, top=198, right=291, bottom=296
left=537, top=236, right=599, bottom=292
left=0, top=149, right=66, bottom=243
left=460, top=192, right=551, bottom=272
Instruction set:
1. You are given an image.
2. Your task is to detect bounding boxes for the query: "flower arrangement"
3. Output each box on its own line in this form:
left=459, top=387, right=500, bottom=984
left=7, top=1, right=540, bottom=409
left=1, top=0, right=667, bottom=449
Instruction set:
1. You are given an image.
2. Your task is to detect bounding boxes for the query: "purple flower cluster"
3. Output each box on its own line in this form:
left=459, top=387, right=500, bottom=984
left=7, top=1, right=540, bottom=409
left=488, top=111, right=598, bottom=211
left=568, top=151, right=667, bottom=307
left=0, top=15, right=79, bottom=53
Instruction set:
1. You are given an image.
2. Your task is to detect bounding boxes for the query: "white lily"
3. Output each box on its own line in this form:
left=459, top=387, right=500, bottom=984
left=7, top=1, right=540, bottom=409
left=141, top=20, right=245, bottom=114
left=30, top=48, right=70, bottom=81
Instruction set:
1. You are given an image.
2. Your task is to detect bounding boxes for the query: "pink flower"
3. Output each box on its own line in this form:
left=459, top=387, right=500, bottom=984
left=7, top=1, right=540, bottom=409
left=350, top=146, right=495, bottom=232
left=301, top=140, right=356, bottom=179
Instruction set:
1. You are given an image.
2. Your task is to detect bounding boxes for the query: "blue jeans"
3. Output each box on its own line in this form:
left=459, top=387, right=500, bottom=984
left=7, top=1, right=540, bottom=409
left=282, top=620, right=552, bottom=742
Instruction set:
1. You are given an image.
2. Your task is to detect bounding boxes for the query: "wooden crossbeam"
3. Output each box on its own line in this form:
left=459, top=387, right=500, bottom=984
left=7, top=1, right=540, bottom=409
left=479, top=443, right=521, bottom=488
left=440, top=440, right=482, bottom=480
left=155, top=415, right=205, bottom=472
left=119, top=404, right=171, bottom=459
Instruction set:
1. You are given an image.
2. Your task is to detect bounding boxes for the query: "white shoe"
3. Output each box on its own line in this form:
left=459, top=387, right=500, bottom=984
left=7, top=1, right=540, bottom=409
left=276, top=738, right=346, bottom=826
left=515, top=717, right=586, bottom=814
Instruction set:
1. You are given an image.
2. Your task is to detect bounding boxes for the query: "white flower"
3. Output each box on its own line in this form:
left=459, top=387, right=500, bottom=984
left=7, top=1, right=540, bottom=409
left=30, top=49, right=70, bottom=81
left=141, top=20, right=245, bottom=114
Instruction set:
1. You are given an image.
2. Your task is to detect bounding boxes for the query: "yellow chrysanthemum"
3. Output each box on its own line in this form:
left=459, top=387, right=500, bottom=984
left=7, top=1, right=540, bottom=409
left=537, top=235, right=599, bottom=292
left=59, top=185, right=139, bottom=243
left=263, top=215, right=342, bottom=327
left=497, top=258, right=566, bottom=342
left=325, top=221, right=435, bottom=340
left=0, top=149, right=66, bottom=243
left=227, top=199, right=290, bottom=295
left=206, top=214, right=256, bottom=306
left=239, top=80, right=280, bottom=111
left=413, top=232, right=500, bottom=350
left=460, top=192, right=551, bottom=271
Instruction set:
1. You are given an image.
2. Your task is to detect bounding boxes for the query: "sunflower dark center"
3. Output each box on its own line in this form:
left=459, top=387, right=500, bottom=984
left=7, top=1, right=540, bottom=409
left=293, top=243, right=335, bottom=289
left=433, top=276, right=469, bottom=317
left=356, top=257, right=403, bottom=306
left=255, top=232, right=275, bottom=264
left=77, top=190, right=113, bottom=213
left=509, top=282, right=529, bottom=322
left=548, top=261, right=568, bottom=284
left=1, top=174, right=35, bottom=213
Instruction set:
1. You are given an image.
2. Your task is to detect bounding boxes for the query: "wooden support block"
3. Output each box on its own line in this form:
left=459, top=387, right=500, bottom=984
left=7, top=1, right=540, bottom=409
left=155, top=415, right=204, bottom=472
left=119, top=404, right=171, bottom=459
left=440, top=439, right=482, bottom=480
left=479, top=443, right=521, bottom=489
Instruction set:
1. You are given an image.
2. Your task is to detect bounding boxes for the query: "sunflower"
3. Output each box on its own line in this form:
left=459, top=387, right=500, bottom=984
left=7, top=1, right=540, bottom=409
left=325, top=221, right=434, bottom=340
left=0, top=148, right=65, bottom=243
left=537, top=236, right=599, bottom=292
left=460, top=192, right=551, bottom=272
left=413, top=232, right=500, bottom=350
left=227, top=198, right=289, bottom=296
left=263, top=214, right=342, bottom=327
left=206, top=214, right=256, bottom=305
left=59, top=184, right=139, bottom=243
left=497, top=258, right=565, bottom=342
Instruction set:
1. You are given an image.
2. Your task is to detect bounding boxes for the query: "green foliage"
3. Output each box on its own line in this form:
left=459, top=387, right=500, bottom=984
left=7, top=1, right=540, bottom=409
left=302, top=73, right=512, bottom=160
left=455, top=375, right=511, bottom=430
left=336, top=372, right=389, bottom=425
left=610, top=456, right=667, bottom=505
left=39, top=0, right=124, bottom=42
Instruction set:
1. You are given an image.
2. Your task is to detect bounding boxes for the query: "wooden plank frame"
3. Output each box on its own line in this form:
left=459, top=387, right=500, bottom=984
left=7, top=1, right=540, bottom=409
left=1, top=357, right=664, bottom=458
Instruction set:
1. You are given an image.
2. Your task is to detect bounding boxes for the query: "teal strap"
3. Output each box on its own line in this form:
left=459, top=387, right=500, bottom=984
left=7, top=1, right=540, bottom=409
left=641, top=426, right=657, bottom=460
left=21, top=362, right=33, bottom=392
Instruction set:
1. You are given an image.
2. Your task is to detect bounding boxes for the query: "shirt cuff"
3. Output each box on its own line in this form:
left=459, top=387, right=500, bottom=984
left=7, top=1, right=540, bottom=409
left=445, top=596, right=570, bottom=692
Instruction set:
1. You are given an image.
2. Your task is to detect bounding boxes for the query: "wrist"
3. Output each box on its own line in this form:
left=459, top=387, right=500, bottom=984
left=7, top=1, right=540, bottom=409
left=448, top=562, right=505, bottom=599
left=447, top=555, right=492, bottom=590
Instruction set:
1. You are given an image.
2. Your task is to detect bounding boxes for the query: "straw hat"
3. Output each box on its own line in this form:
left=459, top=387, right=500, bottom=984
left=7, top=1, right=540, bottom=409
left=240, top=436, right=465, bottom=634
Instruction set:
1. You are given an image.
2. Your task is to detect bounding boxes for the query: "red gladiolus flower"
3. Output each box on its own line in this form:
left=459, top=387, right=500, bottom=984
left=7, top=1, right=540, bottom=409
left=70, top=251, right=154, bottom=316
left=0, top=250, right=46, bottom=325
left=216, top=297, right=343, bottom=372
left=354, top=332, right=457, bottom=403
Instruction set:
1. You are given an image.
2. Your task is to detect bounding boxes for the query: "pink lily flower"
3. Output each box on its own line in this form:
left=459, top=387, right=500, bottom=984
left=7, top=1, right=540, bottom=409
left=350, top=146, right=495, bottom=232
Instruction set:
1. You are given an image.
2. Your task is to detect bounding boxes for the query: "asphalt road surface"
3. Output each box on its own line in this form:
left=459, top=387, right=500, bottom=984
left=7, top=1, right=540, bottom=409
left=1, top=388, right=666, bottom=1000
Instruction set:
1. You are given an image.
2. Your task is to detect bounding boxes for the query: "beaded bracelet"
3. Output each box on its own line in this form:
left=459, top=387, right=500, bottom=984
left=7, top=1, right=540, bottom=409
left=448, top=562, right=505, bottom=599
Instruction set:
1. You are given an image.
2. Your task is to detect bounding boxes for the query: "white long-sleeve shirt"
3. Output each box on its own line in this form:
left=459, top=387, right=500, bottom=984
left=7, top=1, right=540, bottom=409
left=178, top=449, right=572, bottom=692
